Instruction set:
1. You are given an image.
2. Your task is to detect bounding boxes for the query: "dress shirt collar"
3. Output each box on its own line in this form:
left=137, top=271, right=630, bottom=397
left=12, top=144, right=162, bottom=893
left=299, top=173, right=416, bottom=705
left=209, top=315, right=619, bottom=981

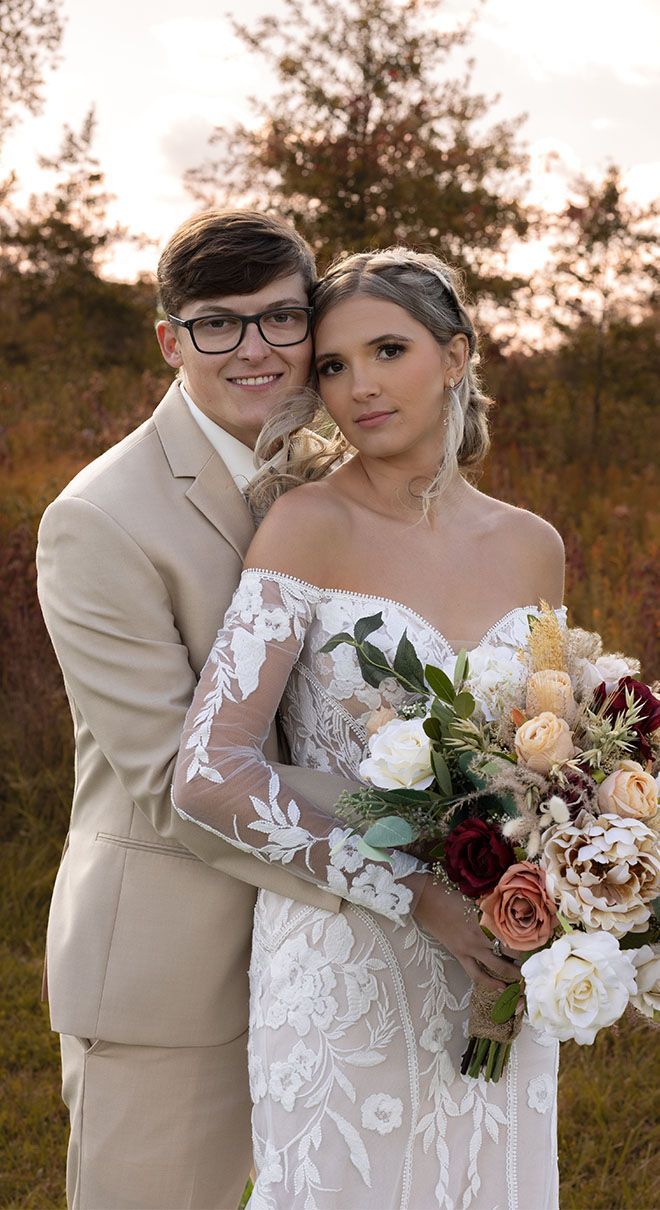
left=179, top=382, right=259, bottom=490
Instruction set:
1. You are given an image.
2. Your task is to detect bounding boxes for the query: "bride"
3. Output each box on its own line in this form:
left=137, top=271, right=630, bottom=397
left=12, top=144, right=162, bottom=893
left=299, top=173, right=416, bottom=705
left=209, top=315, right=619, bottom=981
left=172, top=248, right=564, bottom=1209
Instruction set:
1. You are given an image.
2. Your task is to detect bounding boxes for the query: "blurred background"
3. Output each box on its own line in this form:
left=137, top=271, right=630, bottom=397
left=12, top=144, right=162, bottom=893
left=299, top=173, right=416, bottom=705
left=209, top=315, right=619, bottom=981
left=0, top=1, right=657, bottom=1206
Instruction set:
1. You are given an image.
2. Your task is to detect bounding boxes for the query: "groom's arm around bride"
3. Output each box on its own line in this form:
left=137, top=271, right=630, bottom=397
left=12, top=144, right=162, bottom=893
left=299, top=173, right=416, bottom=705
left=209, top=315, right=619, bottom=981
left=36, top=210, right=356, bottom=1210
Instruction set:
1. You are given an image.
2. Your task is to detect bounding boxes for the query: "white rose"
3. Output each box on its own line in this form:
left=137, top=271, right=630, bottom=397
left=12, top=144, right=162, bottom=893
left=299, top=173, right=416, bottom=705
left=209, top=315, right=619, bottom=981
left=359, top=716, right=434, bottom=790
left=578, top=654, right=637, bottom=695
left=630, top=945, right=660, bottom=1019
left=521, top=932, right=637, bottom=1045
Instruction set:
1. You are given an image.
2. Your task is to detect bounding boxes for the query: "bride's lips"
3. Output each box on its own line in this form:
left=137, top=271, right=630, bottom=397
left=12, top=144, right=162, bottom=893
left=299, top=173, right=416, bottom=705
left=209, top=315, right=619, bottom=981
left=355, top=410, right=395, bottom=428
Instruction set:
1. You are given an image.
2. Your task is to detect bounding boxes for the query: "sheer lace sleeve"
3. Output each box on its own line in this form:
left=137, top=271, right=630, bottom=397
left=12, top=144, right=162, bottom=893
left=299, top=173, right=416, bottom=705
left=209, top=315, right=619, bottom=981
left=172, top=570, right=426, bottom=924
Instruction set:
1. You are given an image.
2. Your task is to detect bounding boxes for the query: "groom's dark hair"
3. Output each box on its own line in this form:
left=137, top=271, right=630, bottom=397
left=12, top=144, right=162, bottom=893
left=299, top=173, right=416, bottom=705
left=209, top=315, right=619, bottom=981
left=157, top=210, right=316, bottom=315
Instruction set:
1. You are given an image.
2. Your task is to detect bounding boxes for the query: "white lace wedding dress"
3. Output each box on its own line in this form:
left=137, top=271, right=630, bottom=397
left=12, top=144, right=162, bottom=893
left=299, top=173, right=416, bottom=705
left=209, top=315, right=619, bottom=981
left=172, top=570, right=560, bottom=1210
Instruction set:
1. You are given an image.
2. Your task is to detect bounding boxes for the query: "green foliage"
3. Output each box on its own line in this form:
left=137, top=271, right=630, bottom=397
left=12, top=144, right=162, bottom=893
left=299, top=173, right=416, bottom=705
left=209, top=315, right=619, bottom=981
left=491, top=981, right=522, bottom=1024
left=363, top=816, right=417, bottom=847
left=533, top=166, right=659, bottom=445
left=187, top=0, right=529, bottom=298
left=1, top=108, right=135, bottom=281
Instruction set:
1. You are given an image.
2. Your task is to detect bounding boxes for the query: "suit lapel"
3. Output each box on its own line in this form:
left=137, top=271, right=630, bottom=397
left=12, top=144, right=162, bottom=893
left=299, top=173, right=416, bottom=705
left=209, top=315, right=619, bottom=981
left=153, top=382, right=256, bottom=560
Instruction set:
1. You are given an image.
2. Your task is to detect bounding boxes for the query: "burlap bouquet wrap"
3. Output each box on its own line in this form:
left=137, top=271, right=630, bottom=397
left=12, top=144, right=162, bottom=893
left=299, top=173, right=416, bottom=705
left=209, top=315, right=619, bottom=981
left=468, top=982, right=524, bottom=1042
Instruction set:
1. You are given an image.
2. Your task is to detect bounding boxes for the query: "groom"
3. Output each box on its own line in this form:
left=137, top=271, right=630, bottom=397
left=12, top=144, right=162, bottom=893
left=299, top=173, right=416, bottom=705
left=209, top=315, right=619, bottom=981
left=37, top=210, right=356, bottom=1210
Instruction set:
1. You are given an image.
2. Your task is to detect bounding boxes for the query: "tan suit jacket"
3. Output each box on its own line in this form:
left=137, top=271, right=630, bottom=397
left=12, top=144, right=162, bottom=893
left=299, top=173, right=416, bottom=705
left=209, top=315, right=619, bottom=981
left=37, top=383, right=350, bottom=1048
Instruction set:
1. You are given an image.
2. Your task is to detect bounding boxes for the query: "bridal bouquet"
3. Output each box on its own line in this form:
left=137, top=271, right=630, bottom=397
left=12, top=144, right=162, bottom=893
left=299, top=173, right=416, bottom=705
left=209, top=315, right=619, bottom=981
left=322, top=605, right=660, bottom=1081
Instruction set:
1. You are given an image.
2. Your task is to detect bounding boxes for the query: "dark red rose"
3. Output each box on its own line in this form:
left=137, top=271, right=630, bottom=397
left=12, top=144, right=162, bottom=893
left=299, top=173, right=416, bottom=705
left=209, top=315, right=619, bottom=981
left=443, top=817, right=516, bottom=899
left=592, top=676, right=660, bottom=760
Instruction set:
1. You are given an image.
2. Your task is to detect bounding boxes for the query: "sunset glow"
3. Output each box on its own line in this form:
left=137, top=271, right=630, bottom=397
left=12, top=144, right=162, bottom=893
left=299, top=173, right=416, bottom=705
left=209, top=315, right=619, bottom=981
left=3, top=0, right=658, bottom=281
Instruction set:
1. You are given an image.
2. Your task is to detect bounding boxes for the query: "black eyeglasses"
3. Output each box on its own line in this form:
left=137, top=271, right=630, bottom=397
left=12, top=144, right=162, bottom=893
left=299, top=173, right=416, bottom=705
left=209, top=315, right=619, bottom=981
left=167, top=306, right=313, bottom=354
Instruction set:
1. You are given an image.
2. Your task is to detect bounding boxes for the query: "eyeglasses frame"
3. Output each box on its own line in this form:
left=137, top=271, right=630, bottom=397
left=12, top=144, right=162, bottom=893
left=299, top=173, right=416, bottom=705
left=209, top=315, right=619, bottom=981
left=167, top=306, right=314, bottom=354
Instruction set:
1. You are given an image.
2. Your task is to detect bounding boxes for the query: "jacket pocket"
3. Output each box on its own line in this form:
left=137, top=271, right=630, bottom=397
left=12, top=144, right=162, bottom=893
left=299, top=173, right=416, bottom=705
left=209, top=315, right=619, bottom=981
left=95, top=832, right=200, bottom=861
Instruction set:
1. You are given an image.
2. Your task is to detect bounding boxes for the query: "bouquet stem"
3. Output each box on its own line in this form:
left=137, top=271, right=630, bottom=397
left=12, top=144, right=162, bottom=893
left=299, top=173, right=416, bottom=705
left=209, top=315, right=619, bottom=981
left=461, top=981, right=522, bottom=1081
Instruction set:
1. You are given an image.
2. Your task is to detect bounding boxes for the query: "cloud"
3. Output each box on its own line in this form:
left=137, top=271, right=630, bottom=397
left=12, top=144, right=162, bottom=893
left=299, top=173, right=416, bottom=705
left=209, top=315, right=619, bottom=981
left=160, top=115, right=216, bottom=175
left=623, top=161, right=660, bottom=206
left=478, top=0, right=660, bottom=86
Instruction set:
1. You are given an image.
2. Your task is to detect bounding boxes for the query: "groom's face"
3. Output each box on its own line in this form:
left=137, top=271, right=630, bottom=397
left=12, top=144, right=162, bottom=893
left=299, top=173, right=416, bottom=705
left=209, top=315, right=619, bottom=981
left=157, top=272, right=312, bottom=449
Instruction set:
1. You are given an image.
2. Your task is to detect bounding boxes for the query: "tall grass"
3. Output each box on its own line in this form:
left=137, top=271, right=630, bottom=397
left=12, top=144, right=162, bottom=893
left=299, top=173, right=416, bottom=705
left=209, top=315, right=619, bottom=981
left=0, top=353, right=658, bottom=1208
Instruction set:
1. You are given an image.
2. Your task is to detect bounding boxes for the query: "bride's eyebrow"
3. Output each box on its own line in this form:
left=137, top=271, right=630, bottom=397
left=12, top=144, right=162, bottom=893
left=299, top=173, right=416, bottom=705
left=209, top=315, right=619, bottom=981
left=315, top=333, right=412, bottom=362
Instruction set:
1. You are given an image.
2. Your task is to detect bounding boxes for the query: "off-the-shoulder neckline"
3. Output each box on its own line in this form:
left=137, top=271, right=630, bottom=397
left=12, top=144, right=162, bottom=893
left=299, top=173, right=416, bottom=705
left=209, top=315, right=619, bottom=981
left=243, top=567, right=566, bottom=655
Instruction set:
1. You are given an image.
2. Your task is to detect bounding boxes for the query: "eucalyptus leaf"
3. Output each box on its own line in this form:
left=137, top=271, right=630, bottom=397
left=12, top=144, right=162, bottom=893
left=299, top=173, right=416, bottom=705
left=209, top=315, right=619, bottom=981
left=363, top=815, right=417, bottom=847
left=557, top=913, right=574, bottom=934
left=459, top=752, right=488, bottom=789
left=319, top=632, right=354, bottom=653
left=354, top=612, right=385, bottom=644
left=453, top=649, right=470, bottom=690
left=423, top=716, right=443, bottom=742
left=376, top=787, right=433, bottom=805
left=356, top=837, right=390, bottom=863
left=490, top=980, right=521, bottom=1024
left=431, top=750, right=453, bottom=797
left=393, top=630, right=426, bottom=692
left=453, top=690, right=476, bottom=719
left=430, top=699, right=454, bottom=727
left=651, top=896, right=660, bottom=922
left=424, top=664, right=456, bottom=703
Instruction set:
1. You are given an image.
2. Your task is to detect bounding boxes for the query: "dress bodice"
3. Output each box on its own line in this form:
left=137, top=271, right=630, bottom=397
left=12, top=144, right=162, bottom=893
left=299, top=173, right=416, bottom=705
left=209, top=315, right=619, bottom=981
left=172, top=569, right=565, bottom=928
left=269, top=570, right=566, bottom=781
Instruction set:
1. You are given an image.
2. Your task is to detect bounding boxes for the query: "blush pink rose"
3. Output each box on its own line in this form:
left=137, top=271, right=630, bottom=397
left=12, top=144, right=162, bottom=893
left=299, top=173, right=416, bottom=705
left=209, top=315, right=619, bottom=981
left=479, top=861, right=557, bottom=952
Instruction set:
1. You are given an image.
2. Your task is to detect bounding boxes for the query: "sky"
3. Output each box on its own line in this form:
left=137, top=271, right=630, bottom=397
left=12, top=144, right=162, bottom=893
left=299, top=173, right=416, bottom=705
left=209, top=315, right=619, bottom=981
left=3, top=0, right=659, bottom=281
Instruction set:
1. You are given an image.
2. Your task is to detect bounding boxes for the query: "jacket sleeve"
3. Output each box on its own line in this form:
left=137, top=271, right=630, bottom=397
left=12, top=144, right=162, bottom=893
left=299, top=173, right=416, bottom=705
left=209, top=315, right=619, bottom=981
left=36, top=495, right=356, bottom=905
left=172, top=569, right=427, bottom=925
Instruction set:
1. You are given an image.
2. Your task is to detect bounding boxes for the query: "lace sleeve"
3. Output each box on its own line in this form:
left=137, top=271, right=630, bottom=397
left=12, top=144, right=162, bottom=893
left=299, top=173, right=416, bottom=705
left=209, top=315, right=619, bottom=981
left=172, top=570, right=426, bottom=924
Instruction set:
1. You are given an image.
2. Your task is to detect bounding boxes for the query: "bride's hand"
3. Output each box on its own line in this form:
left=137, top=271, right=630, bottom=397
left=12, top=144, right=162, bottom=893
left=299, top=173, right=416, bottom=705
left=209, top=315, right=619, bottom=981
left=413, top=878, right=520, bottom=991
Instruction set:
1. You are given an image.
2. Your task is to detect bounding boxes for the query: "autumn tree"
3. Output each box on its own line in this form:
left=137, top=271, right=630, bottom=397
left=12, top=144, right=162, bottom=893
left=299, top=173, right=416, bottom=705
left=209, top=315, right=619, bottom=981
left=0, top=0, right=63, bottom=144
left=538, top=164, right=659, bottom=442
left=1, top=107, right=126, bottom=280
left=0, top=110, right=154, bottom=370
left=187, top=0, right=529, bottom=302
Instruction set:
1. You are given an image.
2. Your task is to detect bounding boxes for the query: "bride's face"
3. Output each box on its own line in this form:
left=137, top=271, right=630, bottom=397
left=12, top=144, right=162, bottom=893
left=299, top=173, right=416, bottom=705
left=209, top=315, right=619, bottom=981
left=314, top=294, right=465, bottom=461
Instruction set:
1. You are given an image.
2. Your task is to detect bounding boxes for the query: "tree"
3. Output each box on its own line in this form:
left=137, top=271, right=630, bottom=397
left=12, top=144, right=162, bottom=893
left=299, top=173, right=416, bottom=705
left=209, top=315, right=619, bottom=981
left=0, top=110, right=154, bottom=371
left=538, top=164, right=659, bottom=442
left=1, top=107, right=126, bottom=280
left=187, top=0, right=529, bottom=302
left=0, top=0, right=64, bottom=144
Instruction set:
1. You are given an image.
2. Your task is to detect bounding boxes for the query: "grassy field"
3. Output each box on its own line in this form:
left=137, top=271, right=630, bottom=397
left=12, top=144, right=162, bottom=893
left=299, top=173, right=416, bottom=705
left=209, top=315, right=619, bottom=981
left=0, top=364, right=658, bottom=1209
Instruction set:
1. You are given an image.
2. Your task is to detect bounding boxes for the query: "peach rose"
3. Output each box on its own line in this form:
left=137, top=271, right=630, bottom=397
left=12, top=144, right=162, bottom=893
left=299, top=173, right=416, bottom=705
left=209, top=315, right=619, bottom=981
left=479, top=861, right=557, bottom=951
left=526, top=669, right=577, bottom=723
left=514, top=711, right=576, bottom=774
left=597, top=760, right=658, bottom=822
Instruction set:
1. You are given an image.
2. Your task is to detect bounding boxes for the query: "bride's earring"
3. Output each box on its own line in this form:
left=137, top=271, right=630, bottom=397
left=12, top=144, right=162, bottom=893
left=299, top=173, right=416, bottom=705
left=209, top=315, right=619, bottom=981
left=443, top=378, right=455, bottom=427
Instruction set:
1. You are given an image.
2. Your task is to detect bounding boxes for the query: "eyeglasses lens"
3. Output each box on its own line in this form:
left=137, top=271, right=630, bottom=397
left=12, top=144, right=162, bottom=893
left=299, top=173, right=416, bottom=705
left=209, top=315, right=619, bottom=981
left=193, top=309, right=309, bottom=352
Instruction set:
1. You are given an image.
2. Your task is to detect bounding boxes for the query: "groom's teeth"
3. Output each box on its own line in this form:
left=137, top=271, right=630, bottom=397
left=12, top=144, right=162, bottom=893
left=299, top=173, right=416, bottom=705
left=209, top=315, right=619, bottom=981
left=232, top=375, right=279, bottom=385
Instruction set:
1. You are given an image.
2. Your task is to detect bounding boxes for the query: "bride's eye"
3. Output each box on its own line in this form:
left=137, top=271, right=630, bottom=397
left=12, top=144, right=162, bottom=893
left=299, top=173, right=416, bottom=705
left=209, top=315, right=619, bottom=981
left=377, top=342, right=405, bottom=360
left=316, top=359, right=344, bottom=377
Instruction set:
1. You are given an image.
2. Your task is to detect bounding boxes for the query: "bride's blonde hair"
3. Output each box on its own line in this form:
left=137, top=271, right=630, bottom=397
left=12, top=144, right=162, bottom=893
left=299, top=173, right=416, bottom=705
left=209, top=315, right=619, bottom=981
left=247, top=247, right=492, bottom=520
